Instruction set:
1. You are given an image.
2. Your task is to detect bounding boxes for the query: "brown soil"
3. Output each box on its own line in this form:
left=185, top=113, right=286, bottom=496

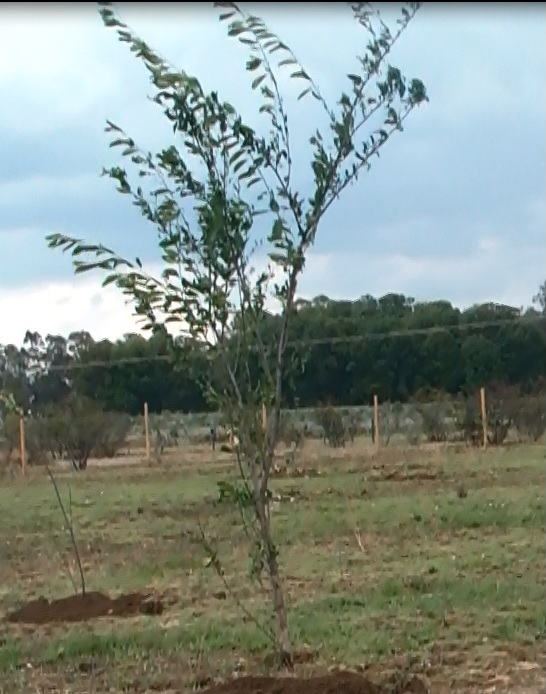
left=6, top=591, right=163, bottom=625
left=202, top=672, right=429, bottom=694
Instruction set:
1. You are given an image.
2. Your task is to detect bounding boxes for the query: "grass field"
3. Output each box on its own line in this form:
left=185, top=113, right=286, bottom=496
left=0, top=440, right=544, bottom=693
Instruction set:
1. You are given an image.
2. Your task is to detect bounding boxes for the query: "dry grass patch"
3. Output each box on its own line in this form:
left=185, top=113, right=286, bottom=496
left=0, top=443, right=543, bottom=692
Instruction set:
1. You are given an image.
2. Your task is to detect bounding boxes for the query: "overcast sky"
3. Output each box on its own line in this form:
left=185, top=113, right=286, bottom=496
left=0, top=3, right=544, bottom=345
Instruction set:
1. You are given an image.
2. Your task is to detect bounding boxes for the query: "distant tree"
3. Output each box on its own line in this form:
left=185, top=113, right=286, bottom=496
left=533, top=280, right=546, bottom=315
left=3, top=294, right=546, bottom=415
left=42, top=395, right=131, bottom=471
left=461, top=334, right=500, bottom=393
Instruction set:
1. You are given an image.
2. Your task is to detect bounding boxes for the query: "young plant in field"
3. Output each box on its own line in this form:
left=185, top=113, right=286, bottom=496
left=47, top=1, right=427, bottom=666
left=45, top=466, right=87, bottom=597
left=0, top=391, right=86, bottom=595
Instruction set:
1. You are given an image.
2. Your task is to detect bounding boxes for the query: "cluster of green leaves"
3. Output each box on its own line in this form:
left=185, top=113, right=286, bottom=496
left=47, top=2, right=427, bottom=435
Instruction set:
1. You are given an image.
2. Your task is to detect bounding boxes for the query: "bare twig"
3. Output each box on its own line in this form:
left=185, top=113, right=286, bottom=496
left=354, top=528, right=365, bottom=552
left=45, top=463, right=86, bottom=596
left=197, top=518, right=275, bottom=645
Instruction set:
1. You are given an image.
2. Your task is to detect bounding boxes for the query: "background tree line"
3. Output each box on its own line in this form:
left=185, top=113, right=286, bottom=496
left=1, top=289, right=545, bottom=417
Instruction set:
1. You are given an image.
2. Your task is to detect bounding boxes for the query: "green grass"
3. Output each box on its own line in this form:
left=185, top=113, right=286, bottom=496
left=0, top=444, right=544, bottom=692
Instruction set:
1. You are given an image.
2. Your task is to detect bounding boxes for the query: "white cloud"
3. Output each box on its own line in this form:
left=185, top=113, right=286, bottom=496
left=0, top=5, right=544, bottom=342
left=349, top=245, right=540, bottom=310
left=0, top=276, right=140, bottom=346
left=527, top=196, right=546, bottom=234
left=0, top=11, right=122, bottom=134
left=0, top=174, right=100, bottom=208
left=0, top=241, right=539, bottom=346
left=0, top=254, right=332, bottom=344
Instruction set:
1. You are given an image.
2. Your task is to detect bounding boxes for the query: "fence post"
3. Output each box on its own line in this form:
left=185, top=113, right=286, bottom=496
left=19, top=415, right=26, bottom=476
left=143, top=402, right=151, bottom=464
left=373, top=394, right=380, bottom=450
left=479, top=387, right=487, bottom=450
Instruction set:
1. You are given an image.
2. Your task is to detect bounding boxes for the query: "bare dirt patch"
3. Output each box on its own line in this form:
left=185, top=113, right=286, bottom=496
left=6, top=591, right=163, bottom=625
left=202, top=671, right=429, bottom=694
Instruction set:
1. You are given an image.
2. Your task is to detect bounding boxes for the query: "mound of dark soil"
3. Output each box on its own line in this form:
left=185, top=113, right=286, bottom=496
left=6, top=591, right=163, bottom=625
left=202, top=672, right=429, bottom=694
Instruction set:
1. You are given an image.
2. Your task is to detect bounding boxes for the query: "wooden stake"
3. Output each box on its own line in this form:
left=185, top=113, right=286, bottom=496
left=19, top=415, right=26, bottom=476
left=480, top=387, right=487, bottom=450
left=143, top=402, right=151, bottom=464
left=261, top=403, right=267, bottom=432
left=373, top=394, right=380, bottom=450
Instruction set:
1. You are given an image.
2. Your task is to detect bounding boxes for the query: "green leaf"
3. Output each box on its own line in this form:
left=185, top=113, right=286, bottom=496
left=290, top=70, right=309, bottom=81
left=270, top=219, right=283, bottom=242
left=227, top=22, right=245, bottom=37
left=269, top=196, right=280, bottom=214
left=102, top=274, right=119, bottom=287
left=252, top=74, right=266, bottom=90
left=246, top=57, right=261, bottom=71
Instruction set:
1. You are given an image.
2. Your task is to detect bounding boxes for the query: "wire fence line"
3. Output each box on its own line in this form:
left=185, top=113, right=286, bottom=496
left=38, top=314, right=546, bottom=372
left=3, top=385, right=544, bottom=477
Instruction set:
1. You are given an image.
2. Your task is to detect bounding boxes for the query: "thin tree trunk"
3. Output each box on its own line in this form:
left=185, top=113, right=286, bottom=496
left=256, top=497, right=292, bottom=669
left=267, top=545, right=292, bottom=668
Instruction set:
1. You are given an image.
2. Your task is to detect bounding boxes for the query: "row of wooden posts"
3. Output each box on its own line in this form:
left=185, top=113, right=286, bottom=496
left=369, top=389, right=488, bottom=450
left=142, top=390, right=490, bottom=460
left=15, top=388, right=490, bottom=475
